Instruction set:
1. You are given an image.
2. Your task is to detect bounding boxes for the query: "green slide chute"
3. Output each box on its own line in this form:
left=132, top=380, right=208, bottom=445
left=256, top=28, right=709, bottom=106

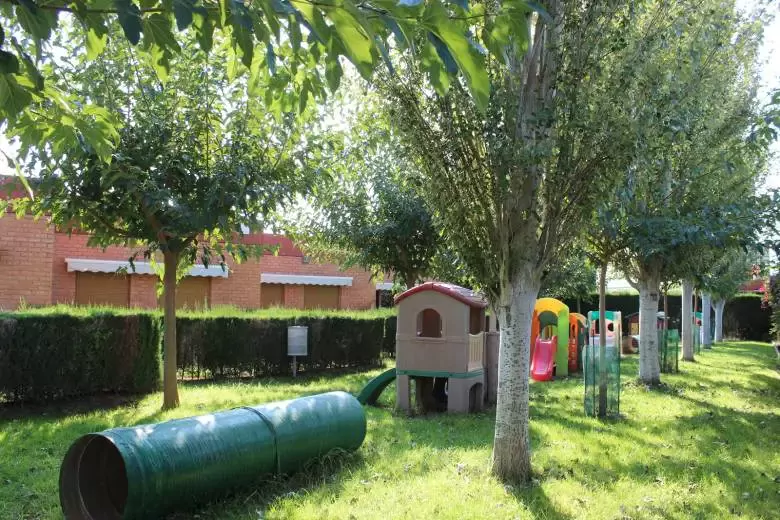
left=357, top=368, right=396, bottom=405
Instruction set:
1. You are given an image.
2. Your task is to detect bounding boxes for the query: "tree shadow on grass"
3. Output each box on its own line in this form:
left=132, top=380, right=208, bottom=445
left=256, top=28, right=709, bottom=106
left=166, top=449, right=366, bottom=520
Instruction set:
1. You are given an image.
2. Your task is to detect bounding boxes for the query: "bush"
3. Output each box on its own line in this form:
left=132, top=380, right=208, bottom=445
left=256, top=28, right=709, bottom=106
left=0, top=312, right=161, bottom=403
left=723, top=294, right=771, bottom=342
left=176, top=315, right=388, bottom=378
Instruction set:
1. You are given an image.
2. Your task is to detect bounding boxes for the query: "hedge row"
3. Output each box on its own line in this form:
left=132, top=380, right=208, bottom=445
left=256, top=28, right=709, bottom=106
left=177, top=315, right=395, bottom=379
left=563, top=293, right=771, bottom=341
left=0, top=313, right=161, bottom=402
left=0, top=309, right=396, bottom=403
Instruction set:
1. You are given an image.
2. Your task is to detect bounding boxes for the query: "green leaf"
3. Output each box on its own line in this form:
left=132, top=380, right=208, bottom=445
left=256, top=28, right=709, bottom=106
left=266, top=43, right=276, bottom=75
left=142, top=13, right=181, bottom=81
left=420, top=39, right=449, bottom=97
left=289, top=15, right=302, bottom=52
left=193, top=12, right=215, bottom=53
left=428, top=33, right=457, bottom=74
left=115, top=0, right=143, bottom=45
left=0, top=50, right=19, bottom=74
left=173, top=0, right=196, bottom=31
left=13, top=46, right=44, bottom=90
left=230, top=1, right=255, bottom=68
left=327, top=8, right=376, bottom=78
left=325, top=58, right=342, bottom=92
left=0, top=74, right=32, bottom=120
left=15, top=2, right=56, bottom=42
left=84, top=15, right=109, bottom=60
left=298, top=80, right=309, bottom=114
left=423, top=1, right=488, bottom=110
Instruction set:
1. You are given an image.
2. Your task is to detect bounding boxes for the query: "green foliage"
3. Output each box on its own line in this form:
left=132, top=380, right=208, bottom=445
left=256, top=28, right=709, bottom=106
left=13, top=34, right=310, bottom=272
left=177, top=315, right=391, bottom=378
left=291, top=102, right=441, bottom=288
left=605, top=2, right=771, bottom=285
left=0, top=0, right=537, bottom=166
left=722, top=293, right=772, bottom=343
left=0, top=313, right=161, bottom=402
left=540, top=248, right=597, bottom=302
left=380, top=2, right=638, bottom=304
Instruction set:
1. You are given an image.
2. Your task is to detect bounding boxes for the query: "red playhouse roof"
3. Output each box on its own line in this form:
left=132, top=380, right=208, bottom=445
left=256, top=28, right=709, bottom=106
left=394, top=282, right=488, bottom=309
left=739, top=279, right=766, bottom=293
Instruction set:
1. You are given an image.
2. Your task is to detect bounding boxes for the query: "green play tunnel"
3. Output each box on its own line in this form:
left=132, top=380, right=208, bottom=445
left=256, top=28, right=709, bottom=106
left=59, top=391, right=366, bottom=519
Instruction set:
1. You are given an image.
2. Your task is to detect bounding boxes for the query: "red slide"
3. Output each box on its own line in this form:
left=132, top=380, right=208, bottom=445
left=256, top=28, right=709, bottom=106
left=531, top=336, right=557, bottom=382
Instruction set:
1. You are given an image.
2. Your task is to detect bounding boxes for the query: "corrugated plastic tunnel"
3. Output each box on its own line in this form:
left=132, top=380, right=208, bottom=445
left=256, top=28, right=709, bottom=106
left=59, top=391, right=366, bottom=519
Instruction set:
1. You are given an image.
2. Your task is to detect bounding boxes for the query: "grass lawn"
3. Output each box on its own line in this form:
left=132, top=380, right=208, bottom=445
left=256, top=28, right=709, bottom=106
left=1, top=341, right=778, bottom=519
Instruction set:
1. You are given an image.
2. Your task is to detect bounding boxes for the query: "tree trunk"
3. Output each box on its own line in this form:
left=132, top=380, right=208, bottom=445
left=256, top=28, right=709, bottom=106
left=638, top=266, right=661, bottom=384
left=681, top=279, right=694, bottom=362
left=162, top=250, right=180, bottom=410
left=491, top=277, right=540, bottom=483
left=701, top=292, right=712, bottom=349
left=714, top=299, right=726, bottom=342
left=598, top=262, right=608, bottom=418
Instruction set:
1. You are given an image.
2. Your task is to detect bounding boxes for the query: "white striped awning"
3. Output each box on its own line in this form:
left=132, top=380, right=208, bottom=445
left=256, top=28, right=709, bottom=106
left=65, top=258, right=228, bottom=278
left=260, top=273, right=353, bottom=286
left=375, top=282, right=394, bottom=291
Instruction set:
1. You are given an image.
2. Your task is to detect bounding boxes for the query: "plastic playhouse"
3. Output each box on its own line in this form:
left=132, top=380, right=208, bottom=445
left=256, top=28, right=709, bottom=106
left=530, top=298, right=572, bottom=381
left=392, top=282, right=488, bottom=413
left=588, top=310, right=622, bottom=348
left=570, top=312, right=588, bottom=371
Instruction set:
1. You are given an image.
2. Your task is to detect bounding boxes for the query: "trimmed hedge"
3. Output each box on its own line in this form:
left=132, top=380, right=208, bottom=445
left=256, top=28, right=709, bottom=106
left=177, top=315, right=392, bottom=378
left=723, top=294, right=771, bottom=342
left=0, top=307, right=396, bottom=402
left=563, top=293, right=771, bottom=341
left=0, top=313, right=161, bottom=403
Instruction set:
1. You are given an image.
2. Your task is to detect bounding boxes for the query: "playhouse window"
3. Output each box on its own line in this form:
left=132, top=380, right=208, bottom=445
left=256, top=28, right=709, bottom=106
left=417, top=309, right=443, bottom=338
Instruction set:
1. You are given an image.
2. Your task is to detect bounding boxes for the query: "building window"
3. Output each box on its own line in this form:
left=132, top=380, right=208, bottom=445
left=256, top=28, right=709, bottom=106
left=302, top=255, right=311, bottom=264
left=416, top=308, right=442, bottom=338
left=303, top=286, right=340, bottom=309
left=260, top=283, right=285, bottom=308
left=75, top=272, right=130, bottom=307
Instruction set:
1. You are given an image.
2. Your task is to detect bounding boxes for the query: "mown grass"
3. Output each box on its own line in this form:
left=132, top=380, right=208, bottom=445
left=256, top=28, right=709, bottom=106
left=0, top=304, right=397, bottom=320
left=0, top=342, right=778, bottom=519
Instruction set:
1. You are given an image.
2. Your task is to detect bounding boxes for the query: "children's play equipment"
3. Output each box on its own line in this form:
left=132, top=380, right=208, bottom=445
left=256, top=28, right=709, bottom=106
left=584, top=310, right=622, bottom=417
left=357, top=367, right=396, bottom=405
left=530, top=298, right=571, bottom=380
left=393, top=282, right=487, bottom=413
left=59, top=392, right=366, bottom=519
left=587, top=310, right=622, bottom=348
left=693, top=311, right=702, bottom=354
left=570, top=312, right=588, bottom=372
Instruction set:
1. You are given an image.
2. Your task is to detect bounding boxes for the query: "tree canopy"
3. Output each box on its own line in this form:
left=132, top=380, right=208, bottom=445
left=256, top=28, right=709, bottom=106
left=0, top=0, right=541, bottom=167
left=8, top=33, right=318, bottom=408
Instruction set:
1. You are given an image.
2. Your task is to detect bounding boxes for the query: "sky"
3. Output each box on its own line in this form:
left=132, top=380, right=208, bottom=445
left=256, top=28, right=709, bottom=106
left=2, top=1, right=779, bottom=183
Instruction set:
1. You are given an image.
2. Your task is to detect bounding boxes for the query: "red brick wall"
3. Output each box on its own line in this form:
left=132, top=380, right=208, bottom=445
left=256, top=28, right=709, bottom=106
left=0, top=215, right=55, bottom=309
left=0, top=216, right=377, bottom=311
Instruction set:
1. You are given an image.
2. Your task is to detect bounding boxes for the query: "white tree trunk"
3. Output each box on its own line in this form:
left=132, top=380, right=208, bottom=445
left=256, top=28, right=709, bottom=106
left=681, top=279, right=694, bottom=361
left=701, top=292, right=712, bottom=349
left=638, top=268, right=661, bottom=384
left=491, top=278, right=540, bottom=483
left=713, top=299, right=726, bottom=342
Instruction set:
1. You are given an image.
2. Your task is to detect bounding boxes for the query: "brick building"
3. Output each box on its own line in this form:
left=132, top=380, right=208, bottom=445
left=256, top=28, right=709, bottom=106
left=0, top=179, right=388, bottom=311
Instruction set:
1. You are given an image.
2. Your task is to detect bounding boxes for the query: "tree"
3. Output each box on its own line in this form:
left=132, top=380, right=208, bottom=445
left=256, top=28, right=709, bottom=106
left=10, top=34, right=315, bottom=409
left=290, top=105, right=440, bottom=288
left=379, top=1, right=637, bottom=481
left=609, top=1, right=769, bottom=381
left=539, top=246, right=597, bottom=305
left=0, top=0, right=530, bottom=171
left=700, top=250, right=757, bottom=342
